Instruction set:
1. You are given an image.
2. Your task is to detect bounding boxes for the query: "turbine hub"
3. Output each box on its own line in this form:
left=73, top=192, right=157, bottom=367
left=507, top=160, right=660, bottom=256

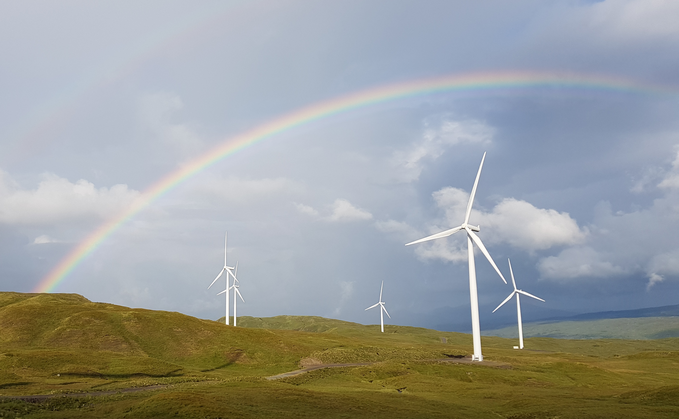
left=463, top=223, right=480, bottom=232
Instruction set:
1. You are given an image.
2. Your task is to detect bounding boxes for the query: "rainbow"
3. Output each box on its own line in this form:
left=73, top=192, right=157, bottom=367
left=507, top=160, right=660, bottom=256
left=33, top=71, right=676, bottom=293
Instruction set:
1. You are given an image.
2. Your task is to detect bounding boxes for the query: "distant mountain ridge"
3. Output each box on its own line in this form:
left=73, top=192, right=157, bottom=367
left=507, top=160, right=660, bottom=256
left=484, top=304, right=679, bottom=340
left=551, top=304, right=679, bottom=322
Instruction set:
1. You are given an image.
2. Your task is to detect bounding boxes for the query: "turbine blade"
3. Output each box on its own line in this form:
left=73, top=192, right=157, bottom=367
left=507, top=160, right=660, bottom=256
left=492, top=291, right=516, bottom=313
left=224, top=232, right=228, bottom=266
left=216, top=289, right=227, bottom=296
left=236, top=287, right=245, bottom=302
left=208, top=269, right=225, bottom=289
left=464, top=152, right=486, bottom=224
left=381, top=303, right=391, bottom=319
left=508, top=258, right=517, bottom=291
left=466, top=228, right=507, bottom=284
left=379, top=281, right=384, bottom=302
left=365, top=303, right=380, bottom=311
left=235, top=261, right=239, bottom=277
left=405, top=225, right=463, bottom=246
left=517, top=290, right=545, bottom=302
left=226, top=268, right=239, bottom=283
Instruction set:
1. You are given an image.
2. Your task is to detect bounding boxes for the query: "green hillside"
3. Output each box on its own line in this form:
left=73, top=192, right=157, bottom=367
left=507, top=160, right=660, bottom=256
left=222, top=314, right=366, bottom=333
left=485, top=316, right=679, bottom=340
left=1, top=292, right=679, bottom=418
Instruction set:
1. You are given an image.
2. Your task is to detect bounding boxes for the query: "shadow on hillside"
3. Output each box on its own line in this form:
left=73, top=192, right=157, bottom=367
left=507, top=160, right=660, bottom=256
left=0, top=382, right=31, bottom=389
left=443, top=353, right=466, bottom=359
left=57, top=369, right=183, bottom=379
left=200, top=349, right=244, bottom=372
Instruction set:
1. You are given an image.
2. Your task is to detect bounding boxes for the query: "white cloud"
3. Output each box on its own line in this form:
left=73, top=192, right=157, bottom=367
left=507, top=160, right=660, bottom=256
left=294, top=202, right=319, bottom=217
left=327, top=199, right=373, bottom=222
left=647, top=273, right=664, bottom=291
left=32, top=235, right=62, bottom=244
left=483, top=198, right=588, bottom=251
left=647, top=250, right=679, bottom=290
left=537, top=247, right=626, bottom=281
left=657, top=150, right=679, bottom=190
left=297, top=199, right=373, bottom=223
left=408, top=187, right=586, bottom=263
left=0, top=171, right=140, bottom=226
left=391, top=114, right=493, bottom=183
left=414, top=235, right=468, bottom=264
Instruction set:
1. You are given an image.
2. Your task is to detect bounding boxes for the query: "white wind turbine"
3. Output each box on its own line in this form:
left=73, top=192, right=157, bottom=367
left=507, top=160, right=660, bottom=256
left=493, top=258, right=544, bottom=349
left=208, top=232, right=238, bottom=325
left=406, top=152, right=506, bottom=362
left=219, top=261, right=245, bottom=327
left=365, top=281, right=391, bottom=333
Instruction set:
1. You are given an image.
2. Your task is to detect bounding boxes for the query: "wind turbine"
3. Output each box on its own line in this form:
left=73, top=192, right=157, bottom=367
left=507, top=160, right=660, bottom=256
left=406, top=152, right=506, bottom=362
left=219, top=261, right=245, bottom=327
left=365, top=281, right=390, bottom=333
left=493, top=258, right=544, bottom=349
left=208, top=232, right=238, bottom=325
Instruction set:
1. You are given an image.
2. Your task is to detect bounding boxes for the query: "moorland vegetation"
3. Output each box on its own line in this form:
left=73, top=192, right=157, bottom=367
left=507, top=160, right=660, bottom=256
left=1, top=292, right=678, bottom=418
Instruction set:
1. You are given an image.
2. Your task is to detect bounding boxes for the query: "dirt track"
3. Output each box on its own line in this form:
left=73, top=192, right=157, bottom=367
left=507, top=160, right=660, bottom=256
left=265, top=357, right=511, bottom=380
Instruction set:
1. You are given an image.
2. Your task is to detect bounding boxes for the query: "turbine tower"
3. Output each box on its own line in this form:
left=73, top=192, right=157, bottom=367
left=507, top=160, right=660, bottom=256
left=406, top=152, right=506, bottom=362
left=493, top=258, right=544, bottom=349
left=365, top=281, right=391, bottom=332
left=219, top=261, right=245, bottom=327
left=208, top=232, right=238, bottom=325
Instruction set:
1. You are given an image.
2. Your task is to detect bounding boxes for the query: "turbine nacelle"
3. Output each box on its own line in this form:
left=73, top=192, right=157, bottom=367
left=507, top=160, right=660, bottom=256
left=463, top=223, right=480, bottom=232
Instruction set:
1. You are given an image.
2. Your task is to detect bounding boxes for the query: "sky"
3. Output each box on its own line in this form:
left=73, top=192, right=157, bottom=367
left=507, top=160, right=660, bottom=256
left=1, top=0, right=679, bottom=332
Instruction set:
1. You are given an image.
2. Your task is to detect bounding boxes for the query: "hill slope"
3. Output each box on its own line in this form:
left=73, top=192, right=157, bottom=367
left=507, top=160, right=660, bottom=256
left=2, top=292, right=679, bottom=419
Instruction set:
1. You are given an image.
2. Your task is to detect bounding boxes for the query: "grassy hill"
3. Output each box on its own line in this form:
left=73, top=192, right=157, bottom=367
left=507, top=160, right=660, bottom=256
left=2, top=292, right=679, bottom=418
left=485, top=316, right=679, bottom=340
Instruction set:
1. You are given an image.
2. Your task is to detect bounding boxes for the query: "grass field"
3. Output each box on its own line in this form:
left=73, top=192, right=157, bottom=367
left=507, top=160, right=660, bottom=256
left=1, top=292, right=679, bottom=418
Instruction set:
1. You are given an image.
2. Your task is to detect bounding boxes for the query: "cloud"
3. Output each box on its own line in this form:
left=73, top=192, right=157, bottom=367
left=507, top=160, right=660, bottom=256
left=657, top=150, right=679, bottom=189
left=483, top=198, right=588, bottom=251
left=327, top=199, right=373, bottom=222
left=647, top=250, right=679, bottom=290
left=391, top=114, right=494, bottom=183
left=333, top=281, right=354, bottom=316
left=587, top=0, right=679, bottom=41
left=0, top=171, right=140, bottom=226
left=137, top=92, right=204, bottom=159
left=647, top=273, right=664, bottom=291
left=294, top=203, right=320, bottom=217
left=534, top=147, right=679, bottom=285
left=537, top=247, right=626, bottom=281
left=32, top=235, right=62, bottom=244
left=413, top=236, right=468, bottom=264
left=407, top=187, right=586, bottom=263
left=297, top=199, right=373, bottom=223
